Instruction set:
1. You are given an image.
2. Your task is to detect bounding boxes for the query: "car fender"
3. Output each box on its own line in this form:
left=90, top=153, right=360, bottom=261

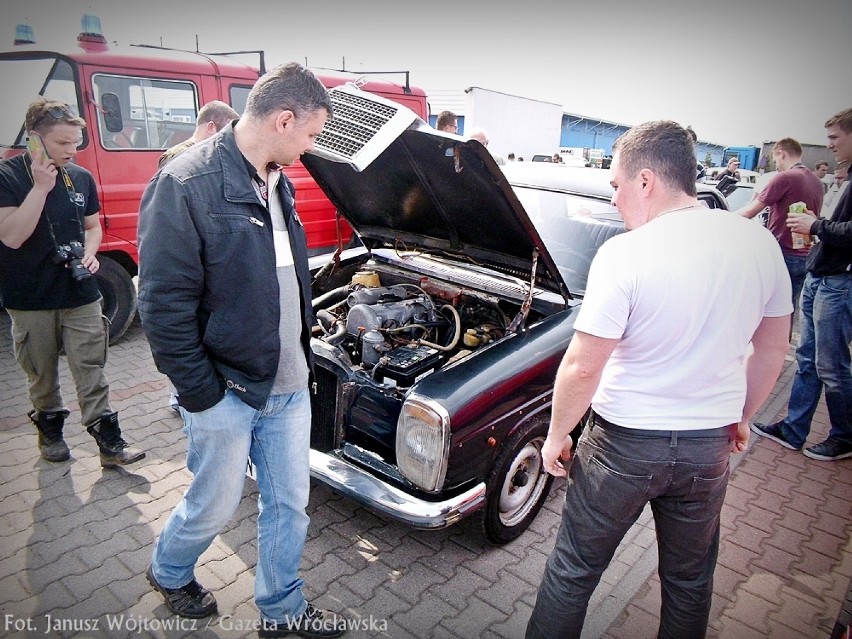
left=410, top=308, right=580, bottom=487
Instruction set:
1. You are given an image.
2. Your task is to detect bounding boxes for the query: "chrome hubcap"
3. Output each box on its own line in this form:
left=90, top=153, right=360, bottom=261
left=498, top=436, right=547, bottom=527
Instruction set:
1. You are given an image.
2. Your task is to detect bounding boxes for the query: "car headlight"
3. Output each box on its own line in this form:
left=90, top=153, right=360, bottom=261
left=396, top=394, right=451, bottom=492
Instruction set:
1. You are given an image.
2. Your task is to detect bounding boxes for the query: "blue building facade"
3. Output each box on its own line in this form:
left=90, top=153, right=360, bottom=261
left=560, top=113, right=726, bottom=166
left=424, top=92, right=728, bottom=168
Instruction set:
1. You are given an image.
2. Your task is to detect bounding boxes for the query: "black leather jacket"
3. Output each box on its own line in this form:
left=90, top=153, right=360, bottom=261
left=138, top=123, right=314, bottom=412
left=808, top=178, right=852, bottom=276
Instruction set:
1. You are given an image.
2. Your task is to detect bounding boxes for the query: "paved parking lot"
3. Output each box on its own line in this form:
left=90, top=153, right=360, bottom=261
left=0, top=309, right=849, bottom=638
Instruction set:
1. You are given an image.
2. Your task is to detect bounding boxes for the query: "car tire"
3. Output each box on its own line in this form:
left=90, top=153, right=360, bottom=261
left=94, top=255, right=137, bottom=344
left=481, top=416, right=554, bottom=545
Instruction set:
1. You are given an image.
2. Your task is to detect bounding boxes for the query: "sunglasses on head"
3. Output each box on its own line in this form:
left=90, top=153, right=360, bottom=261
left=32, top=105, right=74, bottom=128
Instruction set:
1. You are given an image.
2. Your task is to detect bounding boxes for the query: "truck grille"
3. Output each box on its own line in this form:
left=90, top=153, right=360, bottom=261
left=310, top=83, right=420, bottom=171
left=316, top=91, right=399, bottom=158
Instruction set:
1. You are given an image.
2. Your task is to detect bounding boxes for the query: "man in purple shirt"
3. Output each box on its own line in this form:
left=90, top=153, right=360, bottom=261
left=734, top=138, right=824, bottom=316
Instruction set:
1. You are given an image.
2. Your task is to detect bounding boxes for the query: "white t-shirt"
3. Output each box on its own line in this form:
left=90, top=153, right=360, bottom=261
left=821, top=181, right=849, bottom=219
left=575, top=207, right=792, bottom=430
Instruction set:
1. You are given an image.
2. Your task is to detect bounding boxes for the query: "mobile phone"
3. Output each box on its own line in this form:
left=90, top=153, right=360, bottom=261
left=27, top=132, right=49, bottom=163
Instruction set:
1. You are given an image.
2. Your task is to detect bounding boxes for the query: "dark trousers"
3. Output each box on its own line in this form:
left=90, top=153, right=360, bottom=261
left=526, top=415, right=734, bottom=639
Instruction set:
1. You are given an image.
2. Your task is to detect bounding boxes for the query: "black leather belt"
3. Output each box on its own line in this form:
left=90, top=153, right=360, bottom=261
left=590, top=411, right=736, bottom=438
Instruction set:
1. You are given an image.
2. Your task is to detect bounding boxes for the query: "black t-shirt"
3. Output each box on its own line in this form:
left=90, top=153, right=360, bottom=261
left=0, top=155, right=101, bottom=309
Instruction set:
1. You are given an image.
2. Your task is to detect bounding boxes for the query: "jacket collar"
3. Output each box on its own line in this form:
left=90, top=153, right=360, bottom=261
left=217, top=121, right=265, bottom=204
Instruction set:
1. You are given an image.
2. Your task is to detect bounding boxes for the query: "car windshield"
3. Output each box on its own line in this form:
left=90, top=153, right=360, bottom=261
left=511, top=185, right=624, bottom=296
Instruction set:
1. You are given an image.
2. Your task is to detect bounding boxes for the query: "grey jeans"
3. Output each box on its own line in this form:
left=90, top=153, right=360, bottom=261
left=9, top=300, right=112, bottom=427
left=526, top=414, right=735, bottom=639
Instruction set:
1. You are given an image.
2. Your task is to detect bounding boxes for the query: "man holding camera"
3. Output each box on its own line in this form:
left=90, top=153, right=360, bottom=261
left=0, top=98, right=144, bottom=467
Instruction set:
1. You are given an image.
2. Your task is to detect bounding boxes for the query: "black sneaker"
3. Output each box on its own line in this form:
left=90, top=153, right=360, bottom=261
left=258, top=603, right=347, bottom=638
left=803, top=437, right=852, bottom=461
left=146, top=565, right=218, bottom=619
left=750, top=421, right=801, bottom=450
left=87, top=412, right=146, bottom=467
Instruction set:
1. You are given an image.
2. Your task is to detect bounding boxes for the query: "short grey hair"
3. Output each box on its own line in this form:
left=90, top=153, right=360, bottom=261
left=244, top=62, right=332, bottom=121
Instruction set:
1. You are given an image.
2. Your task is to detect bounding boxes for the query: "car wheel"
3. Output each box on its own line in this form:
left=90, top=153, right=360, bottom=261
left=482, top=416, right=553, bottom=544
left=94, top=255, right=137, bottom=344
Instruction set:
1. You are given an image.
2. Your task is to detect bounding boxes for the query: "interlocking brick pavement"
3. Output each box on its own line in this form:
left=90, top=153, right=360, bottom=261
left=0, top=308, right=849, bottom=638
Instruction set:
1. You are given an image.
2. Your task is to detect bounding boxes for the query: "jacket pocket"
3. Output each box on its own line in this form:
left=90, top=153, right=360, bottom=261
left=207, top=212, right=267, bottom=234
left=11, top=326, right=39, bottom=378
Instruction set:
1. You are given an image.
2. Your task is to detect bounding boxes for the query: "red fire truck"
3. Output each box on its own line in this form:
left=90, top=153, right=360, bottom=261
left=1, top=16, right=429, bottom=342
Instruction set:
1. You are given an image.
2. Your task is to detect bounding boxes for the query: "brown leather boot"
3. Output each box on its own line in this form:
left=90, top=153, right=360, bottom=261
left=86, top=412, right=146, bottom=467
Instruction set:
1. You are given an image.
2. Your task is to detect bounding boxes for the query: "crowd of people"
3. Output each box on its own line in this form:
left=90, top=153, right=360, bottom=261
left=1, top=66, right=849, bottom=639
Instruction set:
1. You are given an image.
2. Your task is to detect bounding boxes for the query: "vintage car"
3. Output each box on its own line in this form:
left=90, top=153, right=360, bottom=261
left=297, top=86, right=728, bottom=544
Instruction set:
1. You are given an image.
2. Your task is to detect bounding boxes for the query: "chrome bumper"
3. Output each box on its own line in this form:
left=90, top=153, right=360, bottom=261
left=309, top=449, right=486, bottom=529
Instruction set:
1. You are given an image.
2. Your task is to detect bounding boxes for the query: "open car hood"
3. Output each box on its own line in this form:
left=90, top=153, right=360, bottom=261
left=301, top=85, right=571, bottom=301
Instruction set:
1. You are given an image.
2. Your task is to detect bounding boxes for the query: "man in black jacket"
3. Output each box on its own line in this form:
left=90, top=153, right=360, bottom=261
left=752, top=107, right=852, bottom=461
left=138, top=63, right=347, bottom=637
left=715, top=157, right=742, bottom=196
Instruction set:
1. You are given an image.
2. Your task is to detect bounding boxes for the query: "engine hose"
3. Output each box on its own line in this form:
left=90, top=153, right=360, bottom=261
left=385, top=324, right=427, bottom=334
left=418, top=304, right=461, bottom=352
left=312, top=285, right=350, bottom=311
left=316, top=309, right=348, bottom=345
left=324, top=322, right=348, bottom=346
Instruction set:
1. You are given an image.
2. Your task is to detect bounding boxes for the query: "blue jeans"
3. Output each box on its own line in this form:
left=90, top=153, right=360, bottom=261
left=783, top=253, right=808, bottom=315
left=526, top=418, right=733, bottom=639
left=780, top=273, right=852, bottom=448
left=151, top=388, right=311, bottom=622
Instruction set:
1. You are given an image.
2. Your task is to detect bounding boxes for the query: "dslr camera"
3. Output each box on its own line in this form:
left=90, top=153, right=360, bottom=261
left=53, top=241, right=92, bottom=282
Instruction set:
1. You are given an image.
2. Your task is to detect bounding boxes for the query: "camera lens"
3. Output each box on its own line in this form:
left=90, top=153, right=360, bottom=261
left=68, top=258, right=92, bottom=282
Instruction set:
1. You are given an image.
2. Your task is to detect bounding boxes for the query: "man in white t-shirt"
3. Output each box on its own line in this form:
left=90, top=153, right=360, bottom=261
left=820, top=160, right=849, bottom=219
left=526, top=120, right=792, bottom=639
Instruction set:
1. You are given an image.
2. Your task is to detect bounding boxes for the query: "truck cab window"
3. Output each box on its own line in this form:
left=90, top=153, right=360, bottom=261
left=92, top=74, right=197, bottom=150
left=229, top=85, right=251, bottom=115
left=1, top=57, right=85, bottom=149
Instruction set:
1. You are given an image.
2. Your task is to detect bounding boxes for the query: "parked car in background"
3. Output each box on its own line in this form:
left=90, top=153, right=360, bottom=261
left=503, top=163, right=729, bottom=292
left=721, top=180, right=774, bottom=225
left=722, top=182, right=759, bottom=210
left=531, top=153, right=589, bottom=167
left=291, top=87, right=729, bottom=544
left=705, top=167, right=762, bottom=184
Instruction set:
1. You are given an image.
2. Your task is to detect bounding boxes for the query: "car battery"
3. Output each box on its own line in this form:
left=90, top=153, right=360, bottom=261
left=378, top=344, right=442, bottom=387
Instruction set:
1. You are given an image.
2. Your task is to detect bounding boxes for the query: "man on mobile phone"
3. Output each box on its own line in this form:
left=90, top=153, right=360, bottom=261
left=0, top=97, right=145, bottom=466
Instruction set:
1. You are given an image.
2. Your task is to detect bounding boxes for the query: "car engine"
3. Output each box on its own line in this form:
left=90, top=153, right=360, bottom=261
left=313, top=268, right=511, bottom=388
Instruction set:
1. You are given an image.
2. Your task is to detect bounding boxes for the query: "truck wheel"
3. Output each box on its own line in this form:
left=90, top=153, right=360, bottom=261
left=481, top=416, right=554, bottom=545
left=95, top=255, right=137, bottom=344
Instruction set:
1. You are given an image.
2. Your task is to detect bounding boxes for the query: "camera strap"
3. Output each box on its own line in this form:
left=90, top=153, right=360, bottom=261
left=60, top=166, right=77, bottom=200
left=25, top=159, right=85, bottom=251
left=25, top=156, right=80, bottom=206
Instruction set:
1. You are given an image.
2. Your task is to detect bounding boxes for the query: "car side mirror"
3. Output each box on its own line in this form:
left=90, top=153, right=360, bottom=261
left=101, top=93, right=124, bottom=133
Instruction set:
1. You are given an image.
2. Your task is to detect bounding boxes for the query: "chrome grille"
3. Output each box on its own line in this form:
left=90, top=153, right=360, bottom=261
left=316, top=91, right=400, bottom=158
left=310, top=83, right=420, bottom=170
